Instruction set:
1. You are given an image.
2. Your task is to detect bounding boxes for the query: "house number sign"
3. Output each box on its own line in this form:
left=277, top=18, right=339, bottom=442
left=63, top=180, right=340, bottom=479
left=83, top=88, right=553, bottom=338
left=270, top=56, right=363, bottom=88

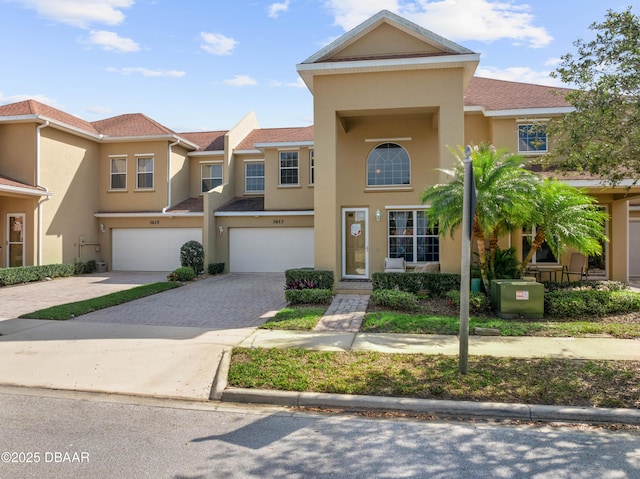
left=150, top=220, right=160, bottom=225
left=273, top=219, right=284, bottom=224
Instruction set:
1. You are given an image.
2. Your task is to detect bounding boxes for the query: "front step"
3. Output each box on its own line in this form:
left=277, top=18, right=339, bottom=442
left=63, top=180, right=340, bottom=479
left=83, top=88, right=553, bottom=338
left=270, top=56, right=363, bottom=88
left=335, top=280, right=373, bottom=295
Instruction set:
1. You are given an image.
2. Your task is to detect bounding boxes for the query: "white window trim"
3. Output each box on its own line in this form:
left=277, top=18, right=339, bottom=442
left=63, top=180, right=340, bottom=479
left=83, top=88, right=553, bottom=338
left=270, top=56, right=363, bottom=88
left=522, top=225, right=559, bottom=265
left=387, top=209, right=439, bottom=264
left=279, top=151, right=299, bottom=186
left=366, top=142, right=412, bottom=188
left=309, top=150, right=314, bottom=186
left=136, top=156, right=154, bottom=190
left=201, top=163, right=223, bottom=193
left=517, top=123, right=548, bottom=154
left=109, top=157, right=127, bottom=191
left=245, top=160, right=265, bottom=194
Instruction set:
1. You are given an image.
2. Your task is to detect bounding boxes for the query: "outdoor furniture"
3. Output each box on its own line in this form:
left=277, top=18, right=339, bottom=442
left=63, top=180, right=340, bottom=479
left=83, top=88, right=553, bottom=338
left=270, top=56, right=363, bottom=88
left=562, top=253, right=588, bottom=282
left=413, top=262, right=440, bottom=273
left=384, top=257, right=406, bottom=273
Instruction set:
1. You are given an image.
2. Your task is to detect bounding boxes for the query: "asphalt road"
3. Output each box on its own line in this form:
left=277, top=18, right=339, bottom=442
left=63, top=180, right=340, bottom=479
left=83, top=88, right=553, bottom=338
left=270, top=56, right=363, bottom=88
left=0, top=387, right=638, bottom=479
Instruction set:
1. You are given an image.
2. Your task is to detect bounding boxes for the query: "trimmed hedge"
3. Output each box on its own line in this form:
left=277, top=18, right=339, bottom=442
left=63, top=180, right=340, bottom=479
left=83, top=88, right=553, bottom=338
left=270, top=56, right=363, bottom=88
left=285, top=269, right=334, bottom=290
left=371, top=289, right=420, bottom=311
left=285, top=288, right=333, bottom=305
left=545, top=289, right=640, bottom=318
left=372, top=272, right=460, bottom=296
left=0, top=264, right=75, bottom=286
left=167, top=267, right=196, bottom=282
left=208, top=263, right=225, bottom=275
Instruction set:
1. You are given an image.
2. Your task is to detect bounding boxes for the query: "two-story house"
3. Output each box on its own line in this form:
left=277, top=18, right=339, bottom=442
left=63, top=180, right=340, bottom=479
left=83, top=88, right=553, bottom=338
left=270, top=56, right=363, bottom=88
left=1, top=10, right=638, bottom=284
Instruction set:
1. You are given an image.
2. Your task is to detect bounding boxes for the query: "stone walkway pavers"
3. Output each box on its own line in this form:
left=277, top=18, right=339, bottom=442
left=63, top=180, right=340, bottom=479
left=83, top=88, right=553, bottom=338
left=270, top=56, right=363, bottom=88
left=314, top=294, right=370, bottom=332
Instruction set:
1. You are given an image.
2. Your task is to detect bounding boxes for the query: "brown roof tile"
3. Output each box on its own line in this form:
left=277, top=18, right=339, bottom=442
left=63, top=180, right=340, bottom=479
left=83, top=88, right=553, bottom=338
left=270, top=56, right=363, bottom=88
left=465, top=77, right=573, bottom=112
left=217, top=197, right=265, bottom=212
left=167, top=197, right=204, bottom=213
left=0, top=174, right=45, bottom=192
left=92, top=113, right=176, bottom=137
left=0, top=100, right=99, bottom=134
left=236, top=125, right=314, bottom=150
left=180, top=131, right=228, bottom=151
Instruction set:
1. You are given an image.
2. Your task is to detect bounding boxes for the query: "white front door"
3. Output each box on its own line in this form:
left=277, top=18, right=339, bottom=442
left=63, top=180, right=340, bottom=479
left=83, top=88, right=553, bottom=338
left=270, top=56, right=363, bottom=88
left=342, top=208, right=369, bottom=278
left=6, top=213, right=25, bottom=267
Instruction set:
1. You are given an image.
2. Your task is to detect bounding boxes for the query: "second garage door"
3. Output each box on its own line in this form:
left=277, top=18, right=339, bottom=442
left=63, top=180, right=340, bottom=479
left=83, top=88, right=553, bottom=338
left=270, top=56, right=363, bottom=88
left=112, top=228, right=202, bottom=271
left=229, top=227, right=314, bottom=273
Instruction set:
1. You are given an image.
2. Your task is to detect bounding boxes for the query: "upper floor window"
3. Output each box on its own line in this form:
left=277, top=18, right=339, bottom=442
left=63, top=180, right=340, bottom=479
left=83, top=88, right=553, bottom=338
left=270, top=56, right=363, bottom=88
left=367, top=143, right=410, bottom=186
left=279, top=151, right=299, bottom=186
left=518, top=124, right=547, bottom=153
left=110, top=157, right=126, bottom=190
left=309, top=150, right=315, bottom=185
left=245, top=162, right=265, bottom=193
left=201, top=163, right=223, bottom=193
left=388, top=210, right=438, bottom=263
left=136, top=157, right=154, bottom=189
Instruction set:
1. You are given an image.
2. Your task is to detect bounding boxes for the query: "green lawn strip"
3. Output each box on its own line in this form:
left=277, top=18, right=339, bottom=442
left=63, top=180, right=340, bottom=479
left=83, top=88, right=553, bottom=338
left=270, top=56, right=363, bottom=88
left=362, top=312, right=640, bottom=338
left=20, top=282, right=182, bottom=320
left=260, top=306, right=326, bottom=331
left=228, top=348, right=640, bottom=409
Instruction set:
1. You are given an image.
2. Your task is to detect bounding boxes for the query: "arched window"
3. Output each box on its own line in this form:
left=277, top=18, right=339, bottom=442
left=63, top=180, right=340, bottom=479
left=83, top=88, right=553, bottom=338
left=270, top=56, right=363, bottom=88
left=366, top=143, right=410, bottom=186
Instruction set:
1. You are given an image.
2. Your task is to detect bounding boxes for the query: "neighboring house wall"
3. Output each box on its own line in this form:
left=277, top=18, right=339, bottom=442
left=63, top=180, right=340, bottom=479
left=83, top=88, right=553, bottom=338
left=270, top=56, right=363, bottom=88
left=169, top=144, right=191, bottom=208
left=0, top=123, right=36, bottom=184
left=263, top=146, right=314, bottom=211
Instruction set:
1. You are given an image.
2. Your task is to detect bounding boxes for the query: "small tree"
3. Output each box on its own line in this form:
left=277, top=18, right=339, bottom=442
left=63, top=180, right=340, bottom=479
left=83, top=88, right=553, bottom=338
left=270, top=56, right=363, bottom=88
left=180, top=240, right=204, bottom=274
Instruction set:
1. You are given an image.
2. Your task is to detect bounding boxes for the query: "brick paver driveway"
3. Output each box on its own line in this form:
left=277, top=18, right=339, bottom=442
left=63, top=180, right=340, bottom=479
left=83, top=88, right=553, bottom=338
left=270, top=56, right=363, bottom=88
left=75, top=273, right=286, bottom=329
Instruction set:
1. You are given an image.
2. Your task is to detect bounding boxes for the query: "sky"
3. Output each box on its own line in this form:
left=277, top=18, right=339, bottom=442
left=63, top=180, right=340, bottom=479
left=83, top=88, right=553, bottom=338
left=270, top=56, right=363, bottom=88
left=0, top=0, right=637, bottom=132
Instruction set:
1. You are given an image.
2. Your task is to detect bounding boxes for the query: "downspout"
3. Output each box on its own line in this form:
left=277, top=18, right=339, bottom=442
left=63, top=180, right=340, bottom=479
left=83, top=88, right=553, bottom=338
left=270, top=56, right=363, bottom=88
left=36, top=120, right=50, bottom=265
left=162, top=137, right=180, bottom=214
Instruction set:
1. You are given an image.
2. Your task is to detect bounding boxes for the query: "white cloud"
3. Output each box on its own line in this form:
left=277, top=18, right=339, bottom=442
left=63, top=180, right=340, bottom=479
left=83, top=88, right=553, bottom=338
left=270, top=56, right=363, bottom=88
left=200, top=32, right=237, bottom=55
left=545, top=57, right=562, bottom=67
left=323, top=0, right=552, bottom=48
left=268, top=0, right=290, bottom=18
left=107, top=67, right=186, bottom=77
left=475, top=66, right=564, bottom=86
left=224, top=75, right=258, bottom=87
left=86, top=30, right=139, bottom=52
left=0, top=92, right=60, bottom=106
left=9, top=0, right=134, bottom=28
left=270, top=78, right=306, bottom=88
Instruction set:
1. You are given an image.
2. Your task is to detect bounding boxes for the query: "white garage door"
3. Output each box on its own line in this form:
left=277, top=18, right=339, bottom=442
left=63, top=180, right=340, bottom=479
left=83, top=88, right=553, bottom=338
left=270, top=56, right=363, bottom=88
left=630, top=221, right=640, bottom=277
left=112, top=228, right=202, bottom=271
left=229, top=227, right=314, bottom=273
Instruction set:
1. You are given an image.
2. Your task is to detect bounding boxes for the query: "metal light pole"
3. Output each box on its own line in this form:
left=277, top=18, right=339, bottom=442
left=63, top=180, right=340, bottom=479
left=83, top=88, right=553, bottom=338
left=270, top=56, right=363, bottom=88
left=459, top=146, right=474, bottom=374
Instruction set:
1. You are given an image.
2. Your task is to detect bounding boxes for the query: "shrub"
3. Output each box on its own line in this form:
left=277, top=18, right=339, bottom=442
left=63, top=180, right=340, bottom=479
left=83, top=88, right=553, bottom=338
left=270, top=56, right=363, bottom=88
left=285, top=288, right=333, bottom=305
left=544, top=280, right=627, bottom=293
left=74, top=260, right=97, bottom=274
left=544, top=289, right=640, bottom=318
left=0, top=264, right=75, bottom=286
left=167, top=266, right=196, bottom=282
left=371, top=289, right=420, bottom=311
left=208, top=263, right=225, bottom=275
left=372, top=272, right=460, bottom=296
left=180, top=240, right=204, bottom=274
left=445, top=290, right=492, bottom=315
left=285, top=269, right=334, bottom=290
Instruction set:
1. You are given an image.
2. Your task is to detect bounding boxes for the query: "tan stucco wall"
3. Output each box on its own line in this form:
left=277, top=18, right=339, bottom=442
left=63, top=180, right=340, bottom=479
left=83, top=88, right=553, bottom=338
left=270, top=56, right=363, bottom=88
left=263, top=147, right=314, bottom=210
left=233, top=153, right=264, bottom=196
left=98, top=141, right=170, bottom=212
left=0, top=123, right=36, bottom=185
left=170, top=144, right=191, bottom=207
left=190, top=154, right=224, bottom=198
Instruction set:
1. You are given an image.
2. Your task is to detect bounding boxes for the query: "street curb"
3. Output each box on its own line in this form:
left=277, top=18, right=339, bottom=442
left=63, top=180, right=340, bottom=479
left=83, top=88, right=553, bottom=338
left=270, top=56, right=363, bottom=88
left=221, top=388, right=640, bottom=425
left=209, top=348, right=231, bottom=401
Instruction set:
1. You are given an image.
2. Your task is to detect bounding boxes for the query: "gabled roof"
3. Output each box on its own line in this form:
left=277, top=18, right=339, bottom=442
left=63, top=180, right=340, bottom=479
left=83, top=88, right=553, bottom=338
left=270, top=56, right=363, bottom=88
left=0, top=100, right=99, bottom=135
left=91, top=113, right=176, bottom=137
left=236, top=125, right=314, bottom=150
left=0, top=174, right=51, bottom=197
left=297, top=10, right=479, bottom=93
left=180, top=130, right=228, bottom=152
left=464, top=77, right=573, bottom=115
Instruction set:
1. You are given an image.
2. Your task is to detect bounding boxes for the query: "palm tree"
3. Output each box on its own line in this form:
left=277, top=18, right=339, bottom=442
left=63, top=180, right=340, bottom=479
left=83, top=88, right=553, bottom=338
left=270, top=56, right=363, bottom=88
left=518, top=178, right=608, bottom=276
left=421, top=144, right=539, bottom=292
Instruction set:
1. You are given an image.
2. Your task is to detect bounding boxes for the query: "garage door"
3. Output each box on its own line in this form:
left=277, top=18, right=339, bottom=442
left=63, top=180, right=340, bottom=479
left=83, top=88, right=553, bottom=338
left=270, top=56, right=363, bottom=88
left=229, top=227, right=314, bottom=273
left=631, top=221, right=640, bottom=277
left=112, top=228, right=202, bottom=271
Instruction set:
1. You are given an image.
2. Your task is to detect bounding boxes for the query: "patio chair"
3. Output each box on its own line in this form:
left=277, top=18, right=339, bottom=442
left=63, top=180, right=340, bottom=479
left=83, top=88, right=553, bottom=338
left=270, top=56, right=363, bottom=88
left=562, top=253, right=588, bottom=282
left=384, top=257, right=406, bottom=273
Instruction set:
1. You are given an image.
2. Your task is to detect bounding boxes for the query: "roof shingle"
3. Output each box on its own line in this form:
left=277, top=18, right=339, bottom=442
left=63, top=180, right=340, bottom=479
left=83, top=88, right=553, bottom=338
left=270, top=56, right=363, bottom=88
left=465, top=77, right=572, bottom=111
left=0, top=100, right=99, bottom=134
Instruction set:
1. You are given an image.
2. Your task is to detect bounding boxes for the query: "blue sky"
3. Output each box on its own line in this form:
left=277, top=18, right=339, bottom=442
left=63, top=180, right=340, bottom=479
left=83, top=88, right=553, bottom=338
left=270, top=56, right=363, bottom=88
left=0, top=0, right=637, bottom=131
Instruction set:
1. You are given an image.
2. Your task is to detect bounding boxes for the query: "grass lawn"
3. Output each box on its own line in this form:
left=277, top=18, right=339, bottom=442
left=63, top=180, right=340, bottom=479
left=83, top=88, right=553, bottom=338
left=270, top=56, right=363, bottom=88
left=20, top=282, right=182, bottom=320
left=362, top=311, right=640, bottom=339
left=260, top=307, right=326, bottom=330
left=229, top=348, right=640, bottom=409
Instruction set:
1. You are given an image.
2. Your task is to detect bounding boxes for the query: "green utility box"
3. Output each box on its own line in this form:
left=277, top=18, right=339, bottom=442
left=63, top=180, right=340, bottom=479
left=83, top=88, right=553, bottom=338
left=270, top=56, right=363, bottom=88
left=490, top=279, right=544, bottom=319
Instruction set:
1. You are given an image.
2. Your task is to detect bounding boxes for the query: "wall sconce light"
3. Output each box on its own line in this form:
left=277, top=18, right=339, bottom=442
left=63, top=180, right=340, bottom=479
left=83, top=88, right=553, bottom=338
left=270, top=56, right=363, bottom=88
left=218, top=226, right=224, bottom=235
left=375, top=209, right=381, bottom=222
left=99, top=223, right=105, bottom=233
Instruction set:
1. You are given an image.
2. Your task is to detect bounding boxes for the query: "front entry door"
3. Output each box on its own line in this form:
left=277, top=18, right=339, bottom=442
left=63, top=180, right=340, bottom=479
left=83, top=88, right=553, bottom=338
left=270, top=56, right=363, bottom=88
left=7, top=213, right=25, bottom=267
left=342, top=208, right=368, bottom=278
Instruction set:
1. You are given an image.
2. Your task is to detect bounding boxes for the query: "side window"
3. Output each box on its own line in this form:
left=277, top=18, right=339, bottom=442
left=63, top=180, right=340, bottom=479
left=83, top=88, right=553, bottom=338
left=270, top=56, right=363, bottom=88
left=309, top=150, right=315, bottom=185
left=518, top=124, right=547, bottom=153
left=245, top=162, right=265, bottom=193
left=110, top=157, right=127, bottom=190
left=279, top=151, right=299, bottom=186
left=201, top=164, right=223, bottom=193
left=367, top=143, right=410, bottom=186
left=136, top=157, right=154, bottom=189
